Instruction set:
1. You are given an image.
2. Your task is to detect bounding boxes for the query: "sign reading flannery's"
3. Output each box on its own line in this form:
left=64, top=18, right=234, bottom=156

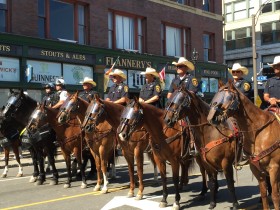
left=105, top=57, right=152, bottom=69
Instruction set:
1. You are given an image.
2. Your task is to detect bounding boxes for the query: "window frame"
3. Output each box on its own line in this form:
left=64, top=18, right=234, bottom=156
left=0, top=0, right=10, bottom=32
left=203, top=32, right=215, bottom=61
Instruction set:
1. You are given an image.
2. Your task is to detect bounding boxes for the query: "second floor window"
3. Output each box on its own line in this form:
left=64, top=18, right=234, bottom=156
left=261, top=21, right=280, bottom=44
left=108, top=11, right=145, bottom=53
left=225, top=27, right=252, bottom=51
left=38, top=0, right=87, bottom=44
left=0, top=0, right=8, bottom=32
left=161, top=24, right=190, bottom=57
left=203, top=33, right=214, bottom=61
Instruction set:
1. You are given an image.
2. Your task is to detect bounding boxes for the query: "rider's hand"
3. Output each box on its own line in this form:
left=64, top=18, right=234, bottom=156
left=269, top=98, right=277, bottom=105
left=139, top=98, right=144, bottom=103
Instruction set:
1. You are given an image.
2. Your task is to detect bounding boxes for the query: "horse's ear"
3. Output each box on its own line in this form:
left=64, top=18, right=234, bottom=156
left=125, top=97, right=130, bottom=105
left=9, top=89, right=14, bottom=94
left=228, top=79, right=234, bottom=90
left=93, top=93, right=100, bottom=102
left=218, top=80, right=224, bottom=88
left=133, top=96, right=138, bottom=102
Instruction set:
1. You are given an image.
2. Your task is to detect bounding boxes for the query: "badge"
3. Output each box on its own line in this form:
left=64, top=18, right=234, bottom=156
left=124, top=86, right=128, bottom=92
left=243, top=83, right=250, bottom=92
left=192, top=78, right=198, bottom=87
left=155, top=85, right=161, bottom=93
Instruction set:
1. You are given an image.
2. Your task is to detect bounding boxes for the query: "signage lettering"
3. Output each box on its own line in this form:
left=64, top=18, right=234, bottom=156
left=203, top=69, right=219, bottom=76
left=39, top=50, right=86, bottom=61
left=0, top=45, right=11, bottom=52
left=106, top=57, right=151, bottom=69
left=32, top=74, right=60, bottom=83
left=0, top=67, right=16, bottom=73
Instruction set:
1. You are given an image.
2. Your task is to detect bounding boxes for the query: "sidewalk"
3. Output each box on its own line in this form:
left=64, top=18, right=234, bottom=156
left=0, top=149, right=65, bottom=169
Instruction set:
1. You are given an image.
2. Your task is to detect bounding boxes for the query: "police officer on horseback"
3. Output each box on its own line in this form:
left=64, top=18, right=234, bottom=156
left=52, top=78, right=68, bottom=109
left=79, top=77, right=98, bottom=102
left=228, top=63, right=252, bottom=99
left=167, top=57, right=198, bottom=99
left=264, top=56, right=280, bottom=106
left=105, top=69, right=128, bottom=105
left=139, top=67, right=162, bottom=108
left=42, top=82, right=56, bottom=106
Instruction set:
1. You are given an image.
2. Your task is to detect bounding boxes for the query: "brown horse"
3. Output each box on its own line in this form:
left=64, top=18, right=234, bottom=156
left=117, top=99, right=199, bottom=210
left=82, top=94, right=158, bottom=199
left=207, top=82, right=280, bottom=210
left=163, top=88, right=240, bottom=209
left=30, top=103, right=87, bottom=189
left=0, top=116, right=23, bottom=178
left=58, top=92, right=115, bottom=193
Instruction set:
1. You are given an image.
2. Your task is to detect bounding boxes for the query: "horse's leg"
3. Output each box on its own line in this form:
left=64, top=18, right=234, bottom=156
left=100, top=145, right=110, bottom=194
left=48, top=143, right=59, bottom=185
left=12, top=142, right=23, bottom=177
left=76, top=148, right=87, bottom=189
left=62, top=151, right=72, bottom=188
left=170, top=160, right=181, bottom=210
left=1, top=147, right=10, bottom=178
left=223, top=163, right=239, bottom=210
left=269, top=167, right=279, bottom=210
left=122, top=148, right=135, bottom=197
left=29, top=147, right=39, bottom=183
left=87, top=150, right=97, bottom=179
left=107, top=151, right=116, bottom=179
left=250, top=165, right=270, bottom=209
left=195, top=155, right=208, bottom=196
left=208, top=172, right=218, bottom=209
left=148, top=151, right=158, bottom=181
left=153, top=154, right=168, bottom=208
left=134, top=145, right=145, bottom=200
left=35, top=148, right=46, bottom=186
left=93, top=153, right=102, bottom=192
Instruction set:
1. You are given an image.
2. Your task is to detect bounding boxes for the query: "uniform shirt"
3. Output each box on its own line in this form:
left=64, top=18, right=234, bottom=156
left=264, top=76, right=280, bottom=99
left=139, top=81, right=162, bottom=107
left=78, top=89, right=98, bottom=103
left=234, top=78, right=252, bottom=98
left=168, top=73, right=199, bottom=94
left=107, top=83, right=128, bottom=102
left=42, top=92, right=56, bottom=106
left=58, top=90, right=68, bottom=101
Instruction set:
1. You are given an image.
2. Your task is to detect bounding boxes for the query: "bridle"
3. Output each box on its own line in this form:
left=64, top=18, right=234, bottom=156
left=2, top=95, right=22, bottom=120
left=57, top=97, right=79, bottom=123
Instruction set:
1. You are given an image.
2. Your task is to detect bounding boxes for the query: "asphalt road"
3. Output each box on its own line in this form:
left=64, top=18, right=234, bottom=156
left=0, top=153, right=274, bottom=210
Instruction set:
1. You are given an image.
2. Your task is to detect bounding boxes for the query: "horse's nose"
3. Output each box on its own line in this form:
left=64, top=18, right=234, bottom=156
left=118, top=132, right=127, bottom=141
left=85, top=124, right=93, bottom=133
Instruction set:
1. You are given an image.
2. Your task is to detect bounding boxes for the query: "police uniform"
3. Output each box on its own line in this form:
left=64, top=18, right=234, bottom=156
left=168, top=73, right=199, bottom=94
left=139, top=81, right=162, bottom=107
left=234, top=78, right=252, bottom=98
left=107, top=83, right=128, bottom=102
left=79, top=89, right=98, bottom=103
left=264, top=76, right=280, bottom=102
left=42, top=92, right=57, bottom=106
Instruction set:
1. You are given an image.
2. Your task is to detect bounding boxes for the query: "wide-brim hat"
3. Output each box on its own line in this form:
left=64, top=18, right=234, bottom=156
left=172, top=57, right=194, bottom=71
left=228, top=63, right=248, bottom=75
left=109, top=69, right=127, bottom=80
left=80, top=77, right=96, bottom=87
left=140, top=67, right=159, bottom=78
left=268, top=56, right=280, bottom=67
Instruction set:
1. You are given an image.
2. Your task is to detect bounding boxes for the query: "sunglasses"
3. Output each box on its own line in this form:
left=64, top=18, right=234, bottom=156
left=232, top=70, right=242, bottom=74
left=176, top=65, right=186, bottom=69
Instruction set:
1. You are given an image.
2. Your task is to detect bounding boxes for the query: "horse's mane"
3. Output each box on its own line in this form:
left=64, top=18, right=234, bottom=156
left=141, top=102, right=165, bottom=117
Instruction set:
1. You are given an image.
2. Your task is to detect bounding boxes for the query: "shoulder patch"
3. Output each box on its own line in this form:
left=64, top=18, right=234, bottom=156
left=192, top=78, right=198, bottom=87
left=155, top=85, right=161, bottom=93
left=243, top=82, right=251, bottom=92
left=124, top=86, right=128, bottom=93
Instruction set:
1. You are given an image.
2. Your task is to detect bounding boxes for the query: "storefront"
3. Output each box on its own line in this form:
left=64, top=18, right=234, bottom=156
left=0, top=34, right=227, bottom=107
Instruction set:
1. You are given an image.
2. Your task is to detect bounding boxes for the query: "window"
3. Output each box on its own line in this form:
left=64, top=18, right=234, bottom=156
left=202, top=0, right=214, bottom=12
left=261, top=21, right=280, bottom=44
left=225, top=4, right=233, bottom=22
left=108, top=11, right=145, bottom=53
left=203, top=33, right=214, bottom=61
left=37, top=0, right=88, bottom=44
left=161, top=24, right=190, bottom=57
left=201, top=77, right=218, bottom=93
left=234, top=1, right=246, bottom=20
left=261, top=0, right=280, bottom=13
left=225, top=27, right=252, bottom=51
left=0, top=0, right=8, bottom=32
left=225, top=1, right=254, bottom=22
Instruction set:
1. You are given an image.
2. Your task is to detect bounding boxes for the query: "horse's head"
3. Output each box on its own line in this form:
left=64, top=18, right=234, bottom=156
left=117, top=98, right=143, bottom=141
left=164, top=86, right=191, bottom=127
left=2, top=90, right=23, bottom=120
left=57, top=92, right=79, bottom=124
left=81, top=94, right=105, bottom=133
left=207, top=81, right=240, bottom=125
left=26, top=103, right=47, bottom=133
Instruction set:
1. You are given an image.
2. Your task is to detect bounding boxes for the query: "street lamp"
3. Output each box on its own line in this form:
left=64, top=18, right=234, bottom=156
left=191, top=48, right=199, bottom=64
left=252, top=0, right=272, bottom=105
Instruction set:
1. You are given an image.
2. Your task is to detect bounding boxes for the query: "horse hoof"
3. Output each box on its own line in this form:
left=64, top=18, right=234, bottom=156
left=93, top=186, right=100, bottom=192
left=46, top=167, right=51, bottom=173
left=208, top=202, right=216, bottom=209
left=35, top=180, right=44, bottom=186
left=49, top=179, right=58, bottom=185
left=29, top=176, right=37, bottom=183
left=172, top=203, right=180, bottom=210
left=81, top=183, right=87, bottom=189
left=127, top=192, right=134, bottom=198
left=101, top=189, right=108, bottom=194
left=16, top=173, right=23, bottom=177
left=64, top=183, right=71, bottom=188
left=1, top=174, right=7, bottom=178
left=135, top=194, right=143, bottom=200
left=159, top=202, right=168, bottom=208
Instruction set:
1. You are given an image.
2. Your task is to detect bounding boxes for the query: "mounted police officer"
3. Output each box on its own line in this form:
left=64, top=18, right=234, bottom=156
left=105, top=69, right=129, bottom=105
left=52, top=78, right=68, bottom=109
left=139, top=67, right=162, bottom=108
left=79, top=77, right=98, bottom=102
left=42, top=82, right=56, bottom=106
left=264, top=56, right=280, bottom=107
left=167, top=57, right=198, bottom=100
left=167, top=57, right=199, bottom=156
left=229, top=63, right=252, bottom=98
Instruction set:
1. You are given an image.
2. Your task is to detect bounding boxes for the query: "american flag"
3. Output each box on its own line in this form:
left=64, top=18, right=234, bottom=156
left=159, top=65, right=166, bottom=81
